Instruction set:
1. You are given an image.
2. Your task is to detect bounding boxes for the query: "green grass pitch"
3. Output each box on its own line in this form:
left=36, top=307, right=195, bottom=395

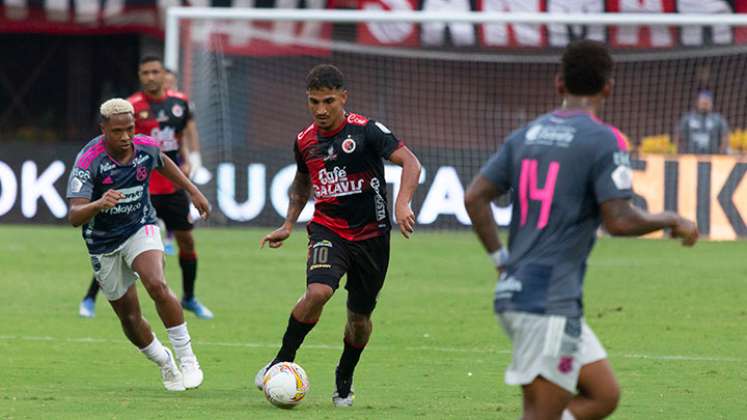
left=0, top=225, right=745, bottom=419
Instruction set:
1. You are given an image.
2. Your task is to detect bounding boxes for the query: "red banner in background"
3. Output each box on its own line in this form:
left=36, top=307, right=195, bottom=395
left=356, top=0, right=747, bottom=48
left=2, top=0, right=747, bottom=50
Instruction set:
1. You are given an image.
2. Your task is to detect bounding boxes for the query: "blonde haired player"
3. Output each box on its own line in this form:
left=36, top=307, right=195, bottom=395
left=67, top=98, right=210, bottom=391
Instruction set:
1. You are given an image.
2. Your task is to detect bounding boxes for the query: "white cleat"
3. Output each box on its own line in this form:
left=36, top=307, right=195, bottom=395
left=180, top=356, right=204, bottom=389
left=254, top=362, right=272, bottom=390
left=160, top=348, right=186, bottom=392
left=332, top=389, right=355, bottom=407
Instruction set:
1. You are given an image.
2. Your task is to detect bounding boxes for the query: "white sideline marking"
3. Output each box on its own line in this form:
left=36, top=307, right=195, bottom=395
left=0, top=335, right=740, bottom=363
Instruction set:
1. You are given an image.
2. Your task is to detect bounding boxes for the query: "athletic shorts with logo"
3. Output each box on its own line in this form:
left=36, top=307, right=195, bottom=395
left=497, top=311, right=607, bottom=393
left=306, top=222, right=390, bottom=315
left=90, top=224, right=164, bottom=301
left=150, top=189, right=193, bottom=231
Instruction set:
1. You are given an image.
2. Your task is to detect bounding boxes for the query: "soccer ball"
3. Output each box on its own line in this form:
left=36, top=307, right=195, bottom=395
left=262, top=362, right=310, bottom=408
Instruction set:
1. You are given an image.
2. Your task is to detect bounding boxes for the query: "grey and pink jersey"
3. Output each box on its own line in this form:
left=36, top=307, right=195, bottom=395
left=481, top=110, right=633, bottom=317
left=66, top=135, right=164, bottom=255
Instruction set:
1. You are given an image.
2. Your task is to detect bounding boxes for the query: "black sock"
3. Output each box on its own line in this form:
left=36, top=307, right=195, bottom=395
left=179, top=252, right=197, bottom=301
left=84, top=276, right=99, bottom=301
left=337, top=338, right=365, bottom=382
left=274, top=315, right=317, bottom=363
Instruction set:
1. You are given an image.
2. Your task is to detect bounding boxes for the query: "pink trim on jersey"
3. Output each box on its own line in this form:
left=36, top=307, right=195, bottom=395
left=133, top=135, right=159, bottom=147
left=76, top=138, right=105, bottom=170
left=607, top=125, right=630, bottom=152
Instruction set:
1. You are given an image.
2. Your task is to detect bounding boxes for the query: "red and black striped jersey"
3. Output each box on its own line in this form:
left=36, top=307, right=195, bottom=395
left=128, top=90, right=192, bottom=195
left=295, top=112, right=403, bottom=241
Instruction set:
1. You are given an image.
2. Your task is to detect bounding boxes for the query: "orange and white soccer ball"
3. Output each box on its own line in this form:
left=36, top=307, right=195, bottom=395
left=262, top=362, right=310, bottom=408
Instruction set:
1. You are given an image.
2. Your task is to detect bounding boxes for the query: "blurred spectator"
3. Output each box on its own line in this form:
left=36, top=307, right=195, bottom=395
left=165, top=68, right=178, bottom=91
left=676, top=90, right=730, bottom=154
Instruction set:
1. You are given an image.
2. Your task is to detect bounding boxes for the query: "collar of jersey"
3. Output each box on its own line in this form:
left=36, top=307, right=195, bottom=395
left=98, top=137, right=140, bottom=166
left=316, top=120, right=347, bottom=138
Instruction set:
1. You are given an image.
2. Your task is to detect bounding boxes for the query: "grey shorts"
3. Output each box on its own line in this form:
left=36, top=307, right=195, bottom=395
left=90, top=225, right=164, bottom=301
left=497, top=311, right=607, bottom=393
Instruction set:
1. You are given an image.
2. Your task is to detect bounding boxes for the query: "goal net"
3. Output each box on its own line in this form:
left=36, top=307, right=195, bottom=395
left=167, top=9, right=747, bottom=234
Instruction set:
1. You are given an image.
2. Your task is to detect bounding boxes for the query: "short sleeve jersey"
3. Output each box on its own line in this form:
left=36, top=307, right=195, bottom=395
left=128, top=90, right=192, bottom=195
left=294, top=112, right=403, bottom=241
left=678, top=111, right=729, bottom=154
left=66, top=135, right=164, bottom=255
left=481, top=110, right=633, bottom=317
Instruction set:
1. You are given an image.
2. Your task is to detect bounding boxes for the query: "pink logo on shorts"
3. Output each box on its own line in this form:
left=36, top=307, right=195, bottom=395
left=558, top=356, right=574, bottom=374
left=136, top=165, right=148, bottom=181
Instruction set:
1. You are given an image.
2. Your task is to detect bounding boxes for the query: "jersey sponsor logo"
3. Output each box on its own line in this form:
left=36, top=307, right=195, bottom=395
left=70, top=168, right=90, bottom=193
left=341, top=136, right=356, bottom=154
left=346, top=113, right=368, bottom=126
left=494, top=273, right=522, bottom=300
left=314, top=166, right=365, bottom=199
left=172, top=104, right=184, bottom=118
left=370, top=177, right=386, bottom=221
left=611, top=165, right=633, bottom=190
left=72, top=167, right=91, bottom=182
left=157, top=110, right=169, bottom=123
left=117, top=185, right=144, bottom=204
left=70, top=177, right=84, bottom=193
left=525, top=124, right=576, bottom=147
left=312, top=240, right=333, bottom=248
left=374, top=121, right=391, bottom=134
left=613, top=151, right=630, bottom=167
left=99, top=161, right=116, bottom=173
left=132, top=154, right=151, bottom=166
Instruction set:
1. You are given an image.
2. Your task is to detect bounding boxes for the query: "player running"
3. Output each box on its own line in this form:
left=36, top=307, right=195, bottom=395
left=254, top=64, right=421, bottom=407
left=78, top=56, right=212, bottom=320
left=464, top=40, right=699, bottom=420
left=67, top=98, right=210, bottom=391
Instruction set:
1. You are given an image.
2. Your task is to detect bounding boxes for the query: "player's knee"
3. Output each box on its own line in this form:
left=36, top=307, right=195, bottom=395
left=597, top=383, right=621, bottom=416
left=175, top=232, right=195, bottom=252
left=144, top=280, right=171, bottom=301
left=304, top=284, right=333, bottom=306
left=120, top=311, right=143, bottom=329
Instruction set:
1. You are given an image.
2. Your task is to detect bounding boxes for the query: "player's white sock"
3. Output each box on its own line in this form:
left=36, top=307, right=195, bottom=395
left=139, top=335, right=170, bottom=367
left=561, top=408, right=577, bottom=420
left=167, top=322, right=196, bottom=361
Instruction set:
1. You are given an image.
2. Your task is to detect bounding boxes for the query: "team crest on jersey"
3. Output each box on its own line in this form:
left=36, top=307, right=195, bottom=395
left=172, top=104, right=184, bottom=118
left=136, top=165, right=148, bottom=181
left=341, top=136, right=356, bottom=154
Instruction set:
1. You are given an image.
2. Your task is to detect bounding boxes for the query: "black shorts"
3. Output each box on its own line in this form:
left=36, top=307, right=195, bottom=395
left=306, top=223, right=390, bottom=315
left=150, top=190, right=193, bottom=231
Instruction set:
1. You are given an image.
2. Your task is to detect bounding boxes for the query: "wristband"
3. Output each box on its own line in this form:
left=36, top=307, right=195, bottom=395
left=490, top=248, right=509, bottom=268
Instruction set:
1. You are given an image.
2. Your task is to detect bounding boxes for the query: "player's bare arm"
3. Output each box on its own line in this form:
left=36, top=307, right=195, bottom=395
left=156, top=152, right=210, bottom=219
left=185, top=120, right=201, bottom=159
left=600, top=198, right=699, bottom=246
left=388, top=146, right=421, bottom=238
left=260, top=170, right=312, bottom=249
left=178, top=130, right=192, bottom=177
left=68, top=190, right=125, bottom=227
left=464, top=174, right=508, bottom=270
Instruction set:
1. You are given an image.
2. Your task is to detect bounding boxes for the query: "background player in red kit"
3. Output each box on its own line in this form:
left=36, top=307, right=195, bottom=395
left=78, top=56, right=213, bottom=320
left=254, top=64, right=421, bottom=407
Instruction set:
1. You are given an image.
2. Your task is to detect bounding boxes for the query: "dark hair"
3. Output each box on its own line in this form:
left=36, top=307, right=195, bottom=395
left=139, top=55, right=163, bottom=66
left=561, top=40, right=613, bottom=96
left=306, top=64, right=345, bottom=91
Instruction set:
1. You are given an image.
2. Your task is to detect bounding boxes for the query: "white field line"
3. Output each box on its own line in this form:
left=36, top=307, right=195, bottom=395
left=0, top=335, right=740, bottom=363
